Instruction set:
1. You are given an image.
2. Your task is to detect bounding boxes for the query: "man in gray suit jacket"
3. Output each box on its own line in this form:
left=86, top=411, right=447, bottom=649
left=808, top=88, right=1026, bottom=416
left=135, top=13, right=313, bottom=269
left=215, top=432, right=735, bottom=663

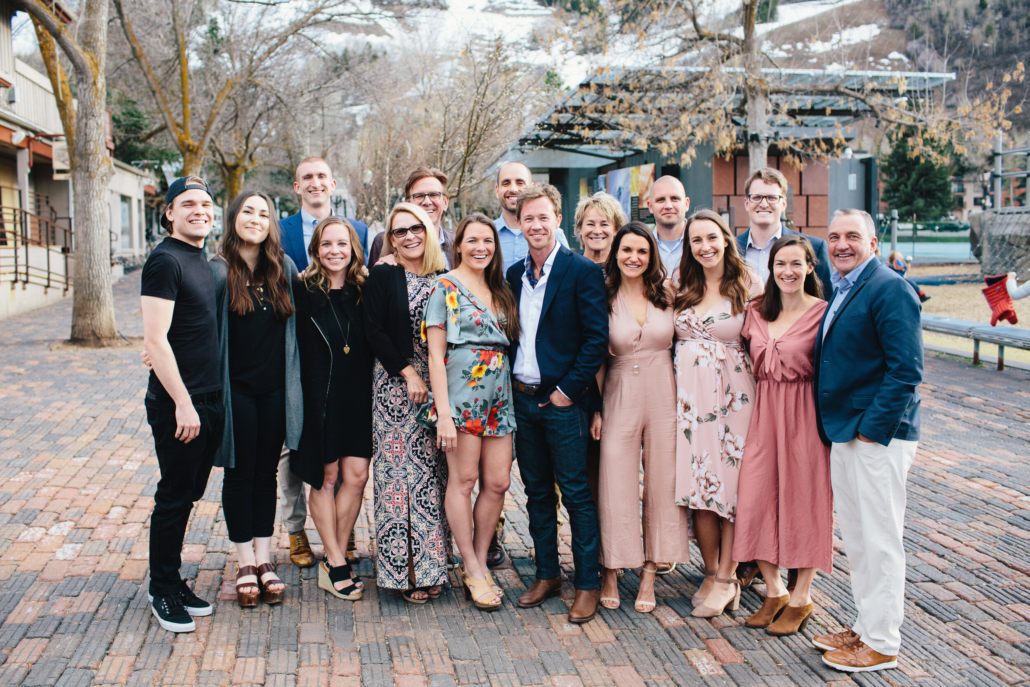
left=735, top=168, right=832, bottom=297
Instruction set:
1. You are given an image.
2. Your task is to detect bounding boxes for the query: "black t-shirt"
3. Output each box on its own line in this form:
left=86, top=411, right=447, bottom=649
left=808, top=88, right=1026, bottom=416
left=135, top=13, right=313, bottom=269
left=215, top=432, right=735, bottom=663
left=140, top=237, right=221, bottom=398
left=229, top=287, right=286, bottom=395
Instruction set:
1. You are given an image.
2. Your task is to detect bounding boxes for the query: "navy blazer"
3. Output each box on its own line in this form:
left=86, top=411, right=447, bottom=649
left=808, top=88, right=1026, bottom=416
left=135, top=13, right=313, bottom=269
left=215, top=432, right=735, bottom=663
left=814, top=258, right=923, bottom=447
left=735, top=227, right=832, bottom=300
left=280, top=212, right=369, bottom=269
left=506, top=245, right=608, bottom=410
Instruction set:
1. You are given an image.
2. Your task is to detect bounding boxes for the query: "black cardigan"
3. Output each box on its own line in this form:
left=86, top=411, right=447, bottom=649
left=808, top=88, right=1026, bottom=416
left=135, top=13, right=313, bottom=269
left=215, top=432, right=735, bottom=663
left=364, top=264, right=418, bottom=377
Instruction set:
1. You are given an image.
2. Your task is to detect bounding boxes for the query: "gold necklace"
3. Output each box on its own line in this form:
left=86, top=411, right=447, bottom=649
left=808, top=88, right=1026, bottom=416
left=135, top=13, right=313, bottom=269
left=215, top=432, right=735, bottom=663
left=327, top=292, right=351, bottom=354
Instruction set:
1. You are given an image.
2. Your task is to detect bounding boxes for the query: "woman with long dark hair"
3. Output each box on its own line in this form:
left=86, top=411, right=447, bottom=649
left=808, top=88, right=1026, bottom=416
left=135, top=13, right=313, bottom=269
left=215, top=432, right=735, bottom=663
left=291, top=217, right=373, bottom=601
left=365, top=203, right=450, bottom=604
left=732, top=235, right=830, bottom=635
left=590, top=223, right=692, bottom=613
left=423, top=213, right=520, bottom=610
left=215, top=190, right=300, bottom=607
left=672, top=209, right=761, bottom=618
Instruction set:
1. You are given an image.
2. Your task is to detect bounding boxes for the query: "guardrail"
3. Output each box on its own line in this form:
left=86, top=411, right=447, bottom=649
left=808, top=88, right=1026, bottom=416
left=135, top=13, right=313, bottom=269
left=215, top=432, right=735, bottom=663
left=0, top=205, right=73, bottom=292
left=992, top=133, right=1030, bottom=214
left=921, top=313, right=1030, bottom=371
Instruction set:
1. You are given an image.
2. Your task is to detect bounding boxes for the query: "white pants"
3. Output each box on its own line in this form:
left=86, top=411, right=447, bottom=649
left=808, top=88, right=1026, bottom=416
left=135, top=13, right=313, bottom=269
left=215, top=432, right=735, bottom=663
left=830, top=437, right=917, bottom=656
left=278, top=445, right=308, bottom=533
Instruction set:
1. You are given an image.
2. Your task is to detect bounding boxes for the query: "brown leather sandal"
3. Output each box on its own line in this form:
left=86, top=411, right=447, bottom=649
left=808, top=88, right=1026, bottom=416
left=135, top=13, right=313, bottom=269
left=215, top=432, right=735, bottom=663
left=257, top=563, right=284, bottom=605
left=236, top=565, right=260, bottom=607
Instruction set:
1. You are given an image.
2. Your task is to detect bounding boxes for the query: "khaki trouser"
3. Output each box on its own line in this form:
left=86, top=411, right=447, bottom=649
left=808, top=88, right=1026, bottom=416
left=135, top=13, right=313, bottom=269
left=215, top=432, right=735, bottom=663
left=830, top=437, right=918, bottom=656
left=278, top=445, right=308, bottom=533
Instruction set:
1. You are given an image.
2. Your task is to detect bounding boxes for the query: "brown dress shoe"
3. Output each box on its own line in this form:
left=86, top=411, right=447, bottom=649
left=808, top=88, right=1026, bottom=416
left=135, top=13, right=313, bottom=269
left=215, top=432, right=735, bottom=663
left=812, top=628, right=859, bottom=651
left=518, top=578, right=562, bottom=608
left=568, top=588, right=600, bottom=624
left=485, top=531, right=506, bottom=568
left=289, top=531, right=315, bottom=568
left=766, top=603, right=814, bottom=636
left=822, top=641, right=898, bottom=672
left=745, top=594, right=789, bottom=628
left=737, top=563, right=762, bottom=589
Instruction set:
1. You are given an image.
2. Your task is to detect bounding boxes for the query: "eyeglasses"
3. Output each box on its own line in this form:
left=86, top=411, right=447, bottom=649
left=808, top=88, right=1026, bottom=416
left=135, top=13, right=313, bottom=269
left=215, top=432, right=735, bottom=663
left=390, top=223, right=426, bottom=239
left=746, top=194, right=783, bottom=204
left=409, top=191, right=445, bottom=203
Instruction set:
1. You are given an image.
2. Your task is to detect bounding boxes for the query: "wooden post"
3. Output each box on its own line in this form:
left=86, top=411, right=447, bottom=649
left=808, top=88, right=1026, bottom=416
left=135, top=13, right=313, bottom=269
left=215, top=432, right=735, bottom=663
left=994, top=133, right=1003, bottom=210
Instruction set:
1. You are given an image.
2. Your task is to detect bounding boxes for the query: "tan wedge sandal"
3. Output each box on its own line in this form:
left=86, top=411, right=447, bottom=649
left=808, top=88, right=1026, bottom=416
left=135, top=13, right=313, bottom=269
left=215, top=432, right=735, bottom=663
left=462, top=568, right=502, bottom=611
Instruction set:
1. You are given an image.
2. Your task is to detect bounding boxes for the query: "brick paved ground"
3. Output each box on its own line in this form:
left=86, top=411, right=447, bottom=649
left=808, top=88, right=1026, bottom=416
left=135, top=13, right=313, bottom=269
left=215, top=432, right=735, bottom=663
left=2, top=272, right=1030, bottom=687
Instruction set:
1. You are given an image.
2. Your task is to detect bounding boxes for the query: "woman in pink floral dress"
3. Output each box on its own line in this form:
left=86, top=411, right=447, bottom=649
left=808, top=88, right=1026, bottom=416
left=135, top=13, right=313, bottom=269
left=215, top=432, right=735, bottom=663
left=672, top=210, right=761, bottom=618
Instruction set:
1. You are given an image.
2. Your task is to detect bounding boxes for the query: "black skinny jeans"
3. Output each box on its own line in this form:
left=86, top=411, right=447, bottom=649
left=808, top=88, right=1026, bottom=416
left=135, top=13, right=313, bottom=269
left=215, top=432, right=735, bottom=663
left=146, top=390, right=224, bottom=597
left=223, top=387, right=286, bottom=543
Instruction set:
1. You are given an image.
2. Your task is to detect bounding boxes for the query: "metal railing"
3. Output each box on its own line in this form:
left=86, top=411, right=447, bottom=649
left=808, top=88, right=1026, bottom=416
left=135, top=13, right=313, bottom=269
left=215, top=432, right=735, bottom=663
left=0, top=205, right=73, bottom=291
left=992, top=133, right=1030, bottom=213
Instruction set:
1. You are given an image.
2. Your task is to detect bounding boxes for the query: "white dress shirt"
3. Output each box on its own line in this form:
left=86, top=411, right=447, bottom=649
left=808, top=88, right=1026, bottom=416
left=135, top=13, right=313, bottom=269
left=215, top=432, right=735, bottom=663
left=300, top=208, right=321, bottom=253
left=513, top=241, right=561, bottom=385
left=744, top=226, right=783, bottom=286
left=652, top=227, right=684, bottom=276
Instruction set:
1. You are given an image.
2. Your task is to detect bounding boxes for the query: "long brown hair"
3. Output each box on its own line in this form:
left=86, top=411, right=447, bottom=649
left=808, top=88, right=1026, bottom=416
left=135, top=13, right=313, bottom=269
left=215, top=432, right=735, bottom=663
left=753, top=234, right=823, bottom=321
left=303, top=216, right=367, bottom=297
left=453, top=213, right=521, bottom=341
left=219, top=190, right=294, bottom=321
left=673, top=209, right=752, bottom=316
left=604, top=222, right=670, bottom=313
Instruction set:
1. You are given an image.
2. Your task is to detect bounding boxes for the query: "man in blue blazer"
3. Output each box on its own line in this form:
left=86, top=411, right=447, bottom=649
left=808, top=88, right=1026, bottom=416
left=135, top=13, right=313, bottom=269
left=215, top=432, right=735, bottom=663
left=813, top=208, right=922, bottom=674
left=506, top=185, right=608, bottom=624
left=280, top=156, right=369, bottom=269
left=735, top=168, right=832, bottom=297
left=276, top=156, right=368, bottom=570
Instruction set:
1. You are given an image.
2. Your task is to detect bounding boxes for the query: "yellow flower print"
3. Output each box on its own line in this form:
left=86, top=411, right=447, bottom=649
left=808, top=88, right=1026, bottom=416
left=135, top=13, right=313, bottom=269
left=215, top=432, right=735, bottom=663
left=420, top=320, right=427, bottom=341
left=467, top=363, right=488, bottom=387
left=445, top=290, right=459, bottom=312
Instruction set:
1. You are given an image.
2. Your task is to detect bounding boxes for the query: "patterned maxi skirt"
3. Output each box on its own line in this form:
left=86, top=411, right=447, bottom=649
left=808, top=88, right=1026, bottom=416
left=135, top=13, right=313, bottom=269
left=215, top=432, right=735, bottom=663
left=372, top=359, right=449, bottom=590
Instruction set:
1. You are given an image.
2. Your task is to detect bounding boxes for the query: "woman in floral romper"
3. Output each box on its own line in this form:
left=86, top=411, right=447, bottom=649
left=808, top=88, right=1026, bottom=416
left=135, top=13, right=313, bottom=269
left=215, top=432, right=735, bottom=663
left=424, top=213, right=520, bottom=610
left=672, top=210, right=761, bottom=619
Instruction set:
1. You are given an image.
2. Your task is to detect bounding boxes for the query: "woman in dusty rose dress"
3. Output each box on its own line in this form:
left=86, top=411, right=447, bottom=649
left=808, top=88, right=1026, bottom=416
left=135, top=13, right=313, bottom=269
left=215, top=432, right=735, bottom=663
left=672, top=209, right=761, bottom=619
left=733, top=235, right=831, bottom=636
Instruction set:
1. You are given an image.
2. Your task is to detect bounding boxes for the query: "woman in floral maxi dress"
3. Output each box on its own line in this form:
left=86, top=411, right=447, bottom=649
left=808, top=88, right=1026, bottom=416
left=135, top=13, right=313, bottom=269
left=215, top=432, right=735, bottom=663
left=672, top=209, right=761, bottom=619
left=364, top=203, right=450, bottom=603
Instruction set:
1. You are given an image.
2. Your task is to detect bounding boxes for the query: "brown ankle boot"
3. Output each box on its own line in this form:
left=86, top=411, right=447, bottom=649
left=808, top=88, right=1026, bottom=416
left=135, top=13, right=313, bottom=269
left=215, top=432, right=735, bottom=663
left=766, top=603, right=814, bottom=636
left=517, top=578, right=562, bottom=608
left=568, top=589, right=600, bottom=624
left=745, top=594, right=790, bottom=628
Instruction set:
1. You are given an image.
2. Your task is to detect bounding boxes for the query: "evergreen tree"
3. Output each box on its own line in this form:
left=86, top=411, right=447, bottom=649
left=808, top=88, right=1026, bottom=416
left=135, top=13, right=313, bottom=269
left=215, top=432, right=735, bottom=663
left=880, top=128, right=956, bottom=221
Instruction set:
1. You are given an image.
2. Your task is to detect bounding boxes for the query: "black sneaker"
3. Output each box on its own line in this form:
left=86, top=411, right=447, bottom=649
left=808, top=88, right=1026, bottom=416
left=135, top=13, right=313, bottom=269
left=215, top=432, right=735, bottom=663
left=151, top=594, right=196, bottom=633
left=147, top=581, right=213, bottom=617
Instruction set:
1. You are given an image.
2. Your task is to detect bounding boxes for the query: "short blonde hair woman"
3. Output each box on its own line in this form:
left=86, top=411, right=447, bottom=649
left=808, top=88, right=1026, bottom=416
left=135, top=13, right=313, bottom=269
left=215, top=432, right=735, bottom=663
left=574, top=192, right=628, bottom=267
left=383, top=203, right=446, bottom=276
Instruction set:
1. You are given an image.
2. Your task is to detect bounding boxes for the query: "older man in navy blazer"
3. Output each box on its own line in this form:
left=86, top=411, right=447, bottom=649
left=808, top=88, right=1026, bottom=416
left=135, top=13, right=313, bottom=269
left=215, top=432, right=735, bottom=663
left=506, top=184, right=608, bottom=624
left=812, top=208, right=922, bottom=674
left=735, top=168, right=832, bottom=296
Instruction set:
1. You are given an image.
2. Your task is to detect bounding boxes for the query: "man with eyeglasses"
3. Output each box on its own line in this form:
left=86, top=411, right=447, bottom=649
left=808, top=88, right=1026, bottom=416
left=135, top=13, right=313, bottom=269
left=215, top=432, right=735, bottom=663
left=735, top=168, right=832, bottom=296
left=494, top=161, right=568, bottom=273
left=369, top=166, right=456, bottom=267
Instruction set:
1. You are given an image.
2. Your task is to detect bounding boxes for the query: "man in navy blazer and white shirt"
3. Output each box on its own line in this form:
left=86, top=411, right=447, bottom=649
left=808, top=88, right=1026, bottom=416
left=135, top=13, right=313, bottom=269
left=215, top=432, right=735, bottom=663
left=280, top=156, right=369, bottom=269
left=735, top=168, right=832, bottom=296
left=506, top=185, right=608, bottom=624
left=276, top=156, right=368, bottom=569
left=812, top=208, right=923, bottom=674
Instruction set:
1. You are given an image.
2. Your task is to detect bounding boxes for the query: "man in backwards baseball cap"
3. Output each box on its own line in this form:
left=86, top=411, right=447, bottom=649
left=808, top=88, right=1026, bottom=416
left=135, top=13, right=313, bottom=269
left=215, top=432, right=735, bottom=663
left=140, top=174, right=222, bottom=633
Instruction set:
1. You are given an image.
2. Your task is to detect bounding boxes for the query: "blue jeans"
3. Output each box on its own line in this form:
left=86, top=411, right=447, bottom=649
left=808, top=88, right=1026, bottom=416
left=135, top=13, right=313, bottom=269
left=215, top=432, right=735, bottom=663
left=514, top=390, right=599, bottom=590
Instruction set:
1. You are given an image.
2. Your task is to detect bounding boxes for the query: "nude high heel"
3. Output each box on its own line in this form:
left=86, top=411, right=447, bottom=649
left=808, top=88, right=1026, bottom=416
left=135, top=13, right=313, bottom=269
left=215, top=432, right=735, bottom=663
left=691, top=569, right=716, bottom=608
left=691, top=577, right=741, bottom=618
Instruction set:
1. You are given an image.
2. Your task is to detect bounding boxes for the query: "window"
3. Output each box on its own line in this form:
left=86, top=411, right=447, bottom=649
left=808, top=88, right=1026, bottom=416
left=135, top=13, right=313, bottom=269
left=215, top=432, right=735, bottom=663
left=120, top=195, right=132, bottom=249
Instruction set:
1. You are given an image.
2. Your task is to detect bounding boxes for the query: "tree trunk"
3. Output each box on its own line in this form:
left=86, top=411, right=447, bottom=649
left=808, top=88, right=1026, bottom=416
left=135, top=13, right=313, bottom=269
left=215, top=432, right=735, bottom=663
left=70, top=68, right=116, bottom=342
left=220, top=164, right=246, bottom=206
left=741, top=0, right=769, bottom=174
left=746, top=84, right=770, bottom=173
left=181, top=147, right=204, bottom=177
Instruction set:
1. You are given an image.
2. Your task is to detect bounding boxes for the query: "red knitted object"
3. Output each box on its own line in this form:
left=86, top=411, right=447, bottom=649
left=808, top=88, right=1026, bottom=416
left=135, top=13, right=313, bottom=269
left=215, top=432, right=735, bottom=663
left=982, top=276, right=1018, bottom=326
